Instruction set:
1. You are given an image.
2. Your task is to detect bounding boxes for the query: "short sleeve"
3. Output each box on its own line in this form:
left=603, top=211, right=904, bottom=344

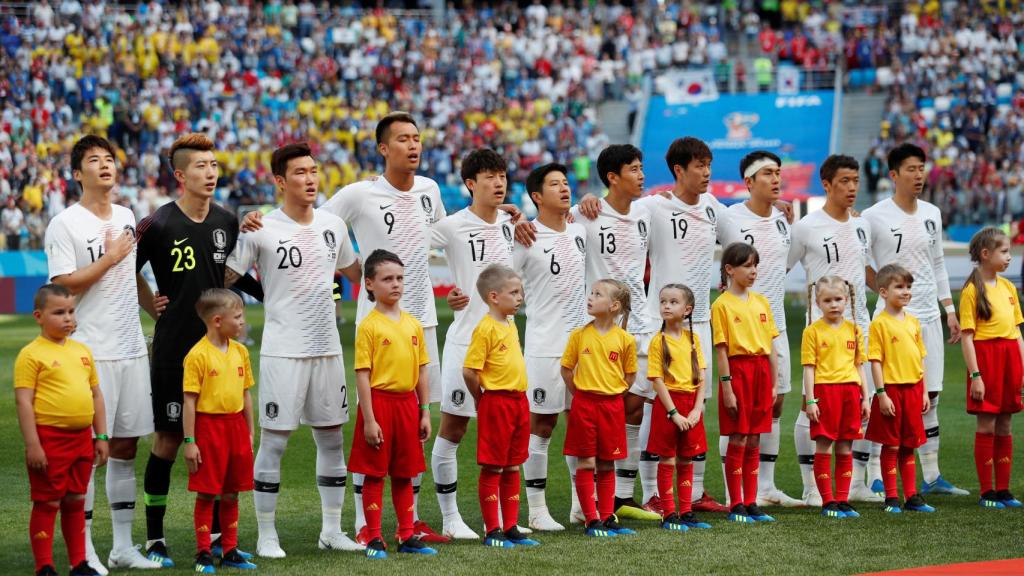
left=764, top=297, right=780, bottom=338
left=959, top=285, right=977, bottom=333
left=322, top=185, right=358, bottom=222
left=1010, top=279, right=1024, bottom=325
left=354, top=320, right=373, bottom=371
left=854, top=325, right=866, bottom=365
left=694, top=331, right=707, bottom=369
left=463, top=323, right=490, bottom=371
left=430, top=187, right=446, bottom=224
left=240, top=346, right=254, bottom=390
left=226, top=232, right=258, bottom=276
left=134, top=214, right=158, bottom=271
left=914, top=318, right=927, bottom=359
left=44, top=218, right=78, bottom=279
left=786, top=222, right=805, bottom=270
left=13, top=348, right=39, bottom=390
left=646, top=335, right=663, bottom=380
left=561, top=329, right=580, bottom=369
left=622, top=333, right=638, bottom=375
left=416, top=322, right=429, bottom=366
left=711, top=299, right=729, bottom=346
left=86, top=350, right=98, bottom=388
left=335, top=221, right=358, bottom=269
left=868, top=320, right=883, bottom=363
left=182, top=352, right=204, bottom=395
left=800, top=326, right=816, bottom=366
left=431, top=216, right=451, bottom=250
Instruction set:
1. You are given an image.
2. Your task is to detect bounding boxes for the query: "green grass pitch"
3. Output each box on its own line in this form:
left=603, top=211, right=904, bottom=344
left=0, top=294, right=1020, bottom=575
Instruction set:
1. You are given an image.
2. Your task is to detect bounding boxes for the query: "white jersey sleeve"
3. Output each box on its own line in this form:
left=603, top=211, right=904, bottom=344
left=437, top=209, right=515, bottom=346
left=721, top=203, right=791, bottom=329
left=43, top=204, right=146, bottom=360
left=644, top=193, right=720, bottom=324
left=514, top=221, right=588, bottom=357
left=571, top=200, right=655, bottom=335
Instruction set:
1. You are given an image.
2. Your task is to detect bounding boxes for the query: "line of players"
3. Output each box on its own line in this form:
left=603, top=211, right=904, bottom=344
left=40, top=114, right=970, bottom=572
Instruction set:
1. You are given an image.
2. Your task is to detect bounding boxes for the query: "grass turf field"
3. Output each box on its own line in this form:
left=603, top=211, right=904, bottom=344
left=0, top=294, right=1020, bottom=576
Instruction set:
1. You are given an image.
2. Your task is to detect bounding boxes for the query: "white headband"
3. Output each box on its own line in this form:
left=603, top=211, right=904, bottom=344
left=743, top=158, right=780, bottom=180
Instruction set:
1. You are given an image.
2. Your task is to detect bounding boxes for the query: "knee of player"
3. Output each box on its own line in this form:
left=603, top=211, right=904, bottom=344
left=220, top=492, right=239, bottom=501
left=108, top=437, right=139, bottom=460
left=196, top=493, right=217, bottom=501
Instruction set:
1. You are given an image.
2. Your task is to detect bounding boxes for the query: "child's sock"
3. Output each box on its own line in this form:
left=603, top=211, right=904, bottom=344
left=500, top=469, right=521, bottom=531
left=898, top=447, right=917, bottom=500
left=391, top=477, right=415, bottom=542
left=834, top=453, right=853, bottom=503
left=30, top=501, right=58, bottom=571
left=575, top=468, right=598, bottom=523
left=813, top=453, right=834, bottom=504
left=881, top=447, right=899, bottom=499
left=994, top=435, right=1013, bottom=492
left=60, top=498, right=87, bottom=567
left=194, top=498, right=215, bottom=554
left=676, top=461, right=694, bottom=515
left=596, top=468, right=616, bottom=520
left=974, top=432, right=995, bottom=494
left=657, top=462, right=676, bottom=517
left=742, top=444, right=760, bottom=506
left=362, top=476, right=385, bottom=541
left=724, top=444, right=744, bottom=507
left=219, top=498, right=239, bottom=552
left=478, top=469, right=502, bottom=533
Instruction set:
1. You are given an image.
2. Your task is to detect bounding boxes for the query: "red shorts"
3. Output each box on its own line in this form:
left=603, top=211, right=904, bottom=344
left=188, top=412, right=254, bottom=495
left=564, top=390, right=627, bottom=461
left=477, top=390, right=530, bottom=467
left=810, top=383, right=865, bottom=441
left=718, top=356, right=773, bottom=436
left=349, top=389, right=426, bottom=478
left=647, top=390, right=707, bottom=459
left=866, top=381, right=925, bottom=448
left=968, top=338, right=1024, bottom=415
left=28, top=425, right=93, bottom=502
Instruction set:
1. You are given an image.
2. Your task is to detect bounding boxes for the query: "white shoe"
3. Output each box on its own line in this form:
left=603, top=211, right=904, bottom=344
left=442, top=515, right=479, bottom=540
left=803, top=489, right=823, bottom=508
left=318, top=531, right=365, bottom=552
left=85, top=551, right=109, bottom=576
left=528, top=508, right=566, bottom=531
left=516, top=524, right=533, bottom=535
left=757, top=488, right=807, bottom=508
left=256, top=536, right=287, bottom=558
left=107, top=545, right=162, bottom=570
left=848, top=483, right=884, bottom=503
left=568, top=504, right=587, bottom=525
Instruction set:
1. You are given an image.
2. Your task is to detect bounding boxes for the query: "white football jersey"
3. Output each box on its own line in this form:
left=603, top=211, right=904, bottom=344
left=513, top=221, right=588, bottom=357
left=323, top=176, right=446, bottom=327
left=720, top=202, right=791, bottom=329
left=570, top=199, right=654, bottom=335
left=431, top=208, right=514, bottom=346
left=44, top=203, right=146, bottom=360
left=226, top=208, right=357, bottom=358
left=862, top=198, right=951, bottom=322
left=642, top=193, right=726, bottom=324
left=788, top=209, right=872, bottom=332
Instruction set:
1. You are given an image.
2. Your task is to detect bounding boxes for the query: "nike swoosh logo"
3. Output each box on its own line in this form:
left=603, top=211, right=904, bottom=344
left=469, top=232, right=482, bottom=238
left=87, top=237, right=98, bottom=244
left=600, top=226, right=612, bottom=231
left=278, top=239, right=292, bottom=245
left=890, top=227, right=900, bottom=232
left=740, top=228, right=751, bottom=233
left=543, top=247, right=554, bottom=253
left=379, top=204, right=392, bottom=210
left=173, top=238, right=188, bottom=246
left=671, top=211, right=683, bottom=217
left=823, top=236, right=834, bottom=242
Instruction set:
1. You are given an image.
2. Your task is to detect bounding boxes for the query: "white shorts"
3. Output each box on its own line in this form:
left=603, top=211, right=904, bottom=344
left=440, top=340, right=476, bottom=417
left=527, top=355, right=570, bottom=414
left=774, top=331, right=792, bottom=394
left=259, top=355, right=349, bottom=430
left=921, top=316, right=944, bottom=393
left=694, top=321, right=713, bottom=399
left=627, top=332, right=656, bottom=399
left=96, top=356, right=154, bottom=438
left=424, top=326, right=442, bottom=403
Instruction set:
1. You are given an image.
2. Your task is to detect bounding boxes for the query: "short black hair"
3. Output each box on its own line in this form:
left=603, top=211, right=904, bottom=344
left=665, top=137, right=712, bottom=179
left=34, top=283, right=72, bottom=311
left=739, top=150, right=782, bottom=179
left=363, top=249, right=404, bottom=302
left=460, top=148, right=507, bottom=184
left=71, top=135, right=115, bottom=172
left=525, top=163, right=568, bottom=207
left=375, top=112, right=418, bottom=145
left=887, top=143, right=927, bottom=173
left=819, top=154, right=859, bottom=183
left=597, top=144, right=642, bottom=188
left=271, top=142, right=314, bottom=177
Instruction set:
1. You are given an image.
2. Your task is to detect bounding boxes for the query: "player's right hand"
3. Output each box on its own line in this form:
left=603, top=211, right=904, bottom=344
left=879, top=395, right=896, bottom=417
left=722, top=387, right=738, bottom=418
left=94, top=438, right=109, bottom=467
left=153, top=291, right=169, bottom=317
left=806, top=403, right=820, bottom=423
left=240, top=210, right=263, bottom=232
left=184, top=443, right=202, bottom=474
left=26, top=444, right=47, bottom=471
left=364, top=421, right=384, bottom=449
left=578, top=193, right=601, bottom=220
left=671, top=412, right=689, bottom=431
left=446, top=287, right=469, bottom=311
left=104, top=230, right=134, bottom=263
left=514, top=219, right=538, bottom=247
left=970, top=377, right=985, bottom=402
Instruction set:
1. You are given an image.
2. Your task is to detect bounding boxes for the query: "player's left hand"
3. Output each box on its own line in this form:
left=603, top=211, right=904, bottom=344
left=446, top=287, right=470, bottom=311
left=773, top=200, right=795, bottom=224
left=94, top=437, right=109, bottom=467
left=921, top=394, right=931, bottom=414
left=153, top=292, right=169, bottom=317
left=671, top=412, right=689, bottom=431
left=364, top=420, right=384, bottom=449
left=578, top=194, right=601, bottom=220
left=184, top=443, right=202, bottom=474
left=946, top=312, right=962, bottom=344
left=498, top=204, right=522, bottom=224
left=419, top=413, right=431, bottom=443
left=514, top=219, right=538, bottom=247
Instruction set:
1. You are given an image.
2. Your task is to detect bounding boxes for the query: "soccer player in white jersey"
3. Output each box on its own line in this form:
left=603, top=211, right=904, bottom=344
left=513, top=163, right=588, bottom=531
left=787, top=154, right=880, bottom=505
left=719, top=151, right=804, bottom=508
left=225, top=143, right=363, bottom=558
left=239, top=113, right=449, bottom=544
left=430, top=149, right=517, bottom=539
left=862, top=143, right=968, bottom=496
left=45, top=135, right=163, bottom=572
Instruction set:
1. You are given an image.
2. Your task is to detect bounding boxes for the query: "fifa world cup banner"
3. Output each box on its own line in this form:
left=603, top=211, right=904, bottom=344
left=641, top=91, right=836, bottom=200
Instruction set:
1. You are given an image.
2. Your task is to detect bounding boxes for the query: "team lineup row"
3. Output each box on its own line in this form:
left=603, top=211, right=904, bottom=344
left=16, top=114, right=1020, bottom=574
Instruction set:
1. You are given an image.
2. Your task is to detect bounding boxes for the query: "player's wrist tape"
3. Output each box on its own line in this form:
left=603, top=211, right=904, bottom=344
left=876, top=387, right=887, bottom=394
left=805, top=399, right=818, bottom=405
left=719, top=375, right=732, bottom=383
left=970, top=371, right=982, bottom=379
left=420, top=404, right=430, bottom=411
left=183, top=437, right=196, bottom=444
left=94, top=434, right=109, bottom=441
left=944, top=304, right=955, bottom=314
left=667, top=408, right=678, bottom=418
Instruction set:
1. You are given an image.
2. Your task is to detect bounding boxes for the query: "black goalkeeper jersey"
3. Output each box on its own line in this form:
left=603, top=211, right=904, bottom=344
left=136, top=201, right=239, bottom=369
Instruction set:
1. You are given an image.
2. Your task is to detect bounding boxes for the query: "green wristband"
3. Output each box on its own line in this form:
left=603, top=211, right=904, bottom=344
left=419, top=404, right=430, bottom=411
left=805, top=399, right=818, bottom=406
left=876, top=387, right=887, bottom=394
left=667, top=408, right=678, bottom=418
left=719, top=375, right=732, bottom=383
left=970, top=371, right=982, bottom=380
left=94, top=434, right=109, bottom=441
left=183, top=437, right=196, bottom=444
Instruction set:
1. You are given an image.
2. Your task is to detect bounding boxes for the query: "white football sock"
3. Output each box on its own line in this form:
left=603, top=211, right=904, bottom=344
left=638, top=403, right=659, bottom=504
left=312, top=428, right=347, bottom=537
left=851, top=438, right=872, bottom=487
left=524, top=434, right=550, bottom=509
left=85, top=465, right=97, bottom=558
left=615, top=424, right=641, bottom=500
left=412, top=473, right=422, bottom=523
left=795, top=412, right=816, bottom=497
left=691, top=453, right=707, bottom=503
left=566, top=455, right=580, bottom=510
left=431, top=437, right=461, bottom=520
left=351, top=473, right=365, bottom=532
left=106, top=457, right=137, bottom=552
left=759, top=417, right=782, bottom=493
left=253, top=430, right=290, bottom=540
left=868, top=441, right=882, bottom=486
left=920, top=395, right=941, bottom=484
left=718, top=436, right=730, bottom=505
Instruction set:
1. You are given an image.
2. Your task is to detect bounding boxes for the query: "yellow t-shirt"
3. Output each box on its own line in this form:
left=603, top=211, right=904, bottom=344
left=14, top=337, right=98, bottom=429
left=800, top=319, right=865, bottom=384
left=868, top=311, right=926, bottom=385
left=464, top=315, right=527, bottom=393
left=960, top=277, right=1024, bottom=340
left=711, top=291, right=779, bottom=356
left=182, top=337, right=254, bottom=414
left=354, top=309, right=429, bottom=393
left=647, top=330, right=706, bottom=393
left=561, top=324, right=638, bottom=395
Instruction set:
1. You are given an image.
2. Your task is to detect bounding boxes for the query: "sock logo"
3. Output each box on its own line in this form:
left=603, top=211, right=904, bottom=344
left=507, top=494, right=520, bottom=502
left=230, top=521, right=238, bottom=528
left=842, top=471, right=852, bottom=478
left=679, top=480, right=691, bottom=487
left=197, top=524, right=210, bottom=533
left=732, top=468, right=743, bottom=475
left=32, top=530, right=48, bottom=539
left=367, top=503, right=380, bottom=511
left=887, top=467, right=897, bottom=474
left=998, top=456, right=1011, bottom=464
left=485, top=494, right=498, bottom=502
left=817, top=473, right=830, bottom=480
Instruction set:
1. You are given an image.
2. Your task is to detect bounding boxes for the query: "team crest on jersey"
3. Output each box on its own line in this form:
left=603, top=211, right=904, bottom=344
left=266, top=402, right=279, bottom=419
left=575, top=236, right=585, bottom=253
left=608, top=351, right=619, bottom=362
left=412, top=336, right=418, bottom=346
left=451, top=389, right=466, bottom=407
left=856, top=227, right=868, bottom=246
left=533, top=389, right=547, bottom=405
left=123, top=224, right=136, bottom=239
left=81, top=356, right=90, bottom=366
left=760, top=313, right=767, bottom=322
left=323, top=230, right=337, bottom=249
left=167, top=402, right=182, bottom=420
left=637, top=220, right=648, bottom=238
left=705, top=206, right=716, bottom=223
left=420, top=195, right=433, bottom=214
left=212, top=228, right=228, bottom=250
left=237, top=366, right=244, bottom=377
left=502, top=224, right=513, bottom=244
